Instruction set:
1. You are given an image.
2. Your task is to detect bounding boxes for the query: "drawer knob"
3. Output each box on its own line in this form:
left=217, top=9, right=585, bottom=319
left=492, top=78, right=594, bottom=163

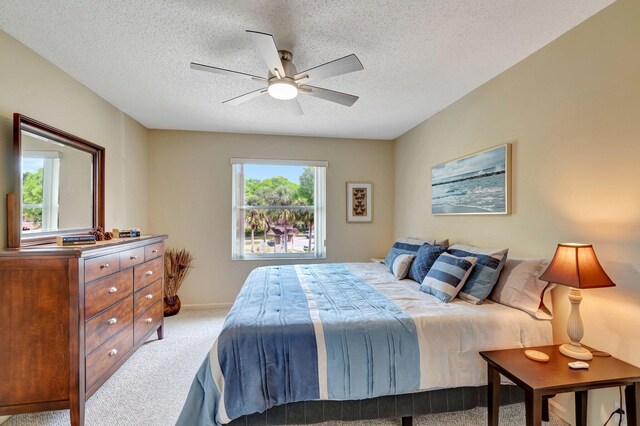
left=145, top=318, right=153, bottom=323
left=145, top=294, right=153, bottom=300
left=130, top=256, right=138, bottom=260
left=108, top=287, right=118, bottom=294
left=152, top=249, right=158, bottom=253
left=107, top=317, right=118, bottom=325
left=101, top=263, right=110, bottom=269
left=145, top=271, right=153, bottom=276
left=108, top=349, right=118, bottom=357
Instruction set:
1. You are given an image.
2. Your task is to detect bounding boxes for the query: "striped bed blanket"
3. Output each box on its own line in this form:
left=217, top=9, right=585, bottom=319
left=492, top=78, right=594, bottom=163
left=177, top=263, right=551, bottom=425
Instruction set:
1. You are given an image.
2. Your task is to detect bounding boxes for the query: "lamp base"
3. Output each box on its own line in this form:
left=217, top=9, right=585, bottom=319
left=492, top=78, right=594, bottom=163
left=560, top=343, right=593, bottom=361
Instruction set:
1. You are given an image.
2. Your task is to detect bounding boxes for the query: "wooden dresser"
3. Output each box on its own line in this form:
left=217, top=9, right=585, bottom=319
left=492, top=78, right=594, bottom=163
left=0, top=235, right=168, bottom=426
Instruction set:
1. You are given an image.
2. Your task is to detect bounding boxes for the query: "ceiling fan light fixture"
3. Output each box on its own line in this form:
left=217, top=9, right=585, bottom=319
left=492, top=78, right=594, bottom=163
left=268, top=79, right=298, bottom=100
left=190, top=30, right=364, bottom=111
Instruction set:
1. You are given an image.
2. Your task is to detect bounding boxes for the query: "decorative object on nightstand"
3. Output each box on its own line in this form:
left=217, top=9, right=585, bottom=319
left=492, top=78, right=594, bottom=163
left=163, top=248, right=195, bottom=317
left=524, top=349, right=550, bottom=362
left=539, top=243, right=615, bottom=361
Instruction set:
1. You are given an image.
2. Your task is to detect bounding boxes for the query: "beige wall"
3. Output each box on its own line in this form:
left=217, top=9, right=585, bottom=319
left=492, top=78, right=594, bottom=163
left=0, top=31, right=148, bottom=248
left=147, top=130, right=394, bottom=306
left=394, top=0, right=640, bottom=423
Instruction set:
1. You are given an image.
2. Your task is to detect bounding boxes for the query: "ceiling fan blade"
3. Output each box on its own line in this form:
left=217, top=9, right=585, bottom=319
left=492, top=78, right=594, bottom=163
left=190, top=62, right=266, bottom=82
left=294, top=54, right=363, bottom=84
left=299, top=85, right=359, bottom=107
left=282, top=98, right=303, bottom=116
left=223, top=88, right=268, bottom=106
left=246, top=30, right=285, bottom=78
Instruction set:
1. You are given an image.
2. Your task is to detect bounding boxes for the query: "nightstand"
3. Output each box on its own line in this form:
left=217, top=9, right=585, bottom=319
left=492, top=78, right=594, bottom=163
left=480, top=345, right=640, bottom=426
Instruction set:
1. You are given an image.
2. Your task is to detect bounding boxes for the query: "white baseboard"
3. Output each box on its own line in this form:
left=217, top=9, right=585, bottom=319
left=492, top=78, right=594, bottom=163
left=181, top=302, right=233, bottom=310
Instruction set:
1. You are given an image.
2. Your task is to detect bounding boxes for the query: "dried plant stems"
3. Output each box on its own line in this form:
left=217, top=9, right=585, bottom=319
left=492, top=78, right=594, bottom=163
left=164, top=248, right=195, bottom=298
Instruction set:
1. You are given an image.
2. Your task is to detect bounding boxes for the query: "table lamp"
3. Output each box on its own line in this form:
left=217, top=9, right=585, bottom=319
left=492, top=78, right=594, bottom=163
left=539, top=243, right=615, bottom=360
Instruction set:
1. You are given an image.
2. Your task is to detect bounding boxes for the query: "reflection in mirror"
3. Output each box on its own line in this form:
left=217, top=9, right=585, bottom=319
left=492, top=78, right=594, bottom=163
left=21, top=130, right=94, bottom=234
left=8, top=114, right=104, bottom=248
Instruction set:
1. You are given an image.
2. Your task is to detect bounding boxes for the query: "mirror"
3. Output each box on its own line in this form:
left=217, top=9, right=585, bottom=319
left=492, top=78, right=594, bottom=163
left=8, top=114, right=105, bottom=247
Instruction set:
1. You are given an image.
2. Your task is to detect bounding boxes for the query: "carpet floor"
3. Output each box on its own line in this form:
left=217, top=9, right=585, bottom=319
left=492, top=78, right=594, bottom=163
left=7, top=308, right=568, bottom=426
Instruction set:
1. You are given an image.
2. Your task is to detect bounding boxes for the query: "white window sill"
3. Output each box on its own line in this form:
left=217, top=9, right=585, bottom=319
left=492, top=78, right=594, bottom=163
left=232, top=254, right=327, bottom=261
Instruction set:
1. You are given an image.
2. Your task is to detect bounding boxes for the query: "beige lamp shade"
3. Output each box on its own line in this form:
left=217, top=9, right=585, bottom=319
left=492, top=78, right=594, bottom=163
left=539, top=243, right=615, bottom=289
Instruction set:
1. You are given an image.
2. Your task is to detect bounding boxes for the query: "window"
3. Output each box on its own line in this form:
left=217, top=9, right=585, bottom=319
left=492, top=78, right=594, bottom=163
left=22, top=151, right=61, bottom=233
left=232, top=158, right=327, bottom=260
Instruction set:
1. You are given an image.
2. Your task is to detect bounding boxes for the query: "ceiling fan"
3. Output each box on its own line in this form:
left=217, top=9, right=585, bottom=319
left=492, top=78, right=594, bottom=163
left=190, top=30, right=364, bottom=115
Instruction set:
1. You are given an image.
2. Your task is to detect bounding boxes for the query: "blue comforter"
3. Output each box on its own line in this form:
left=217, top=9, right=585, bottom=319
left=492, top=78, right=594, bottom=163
left=177, top=264, right=421, bottom=425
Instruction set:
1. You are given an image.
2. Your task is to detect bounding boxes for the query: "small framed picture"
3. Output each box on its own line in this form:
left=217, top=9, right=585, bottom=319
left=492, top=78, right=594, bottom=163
left=346, top=182, right=372, bottom=222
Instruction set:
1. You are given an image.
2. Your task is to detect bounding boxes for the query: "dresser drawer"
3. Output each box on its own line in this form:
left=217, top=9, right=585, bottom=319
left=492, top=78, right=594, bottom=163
left=85, top=295, right=133, bottom=354
left=145, top=242, right=164, bottom=261
left=85, top=253, right=121, bottom=282
left=134, top=279, right=162, bottom=319
left=119, top=247, right=145, bottom=270
left=133, top=257, right=163, bottom=291
left=134, top=301, right=162, bottom=345
left=86, top=326, right=133, bottom=391
left=85, top=269, right=133, bottom=318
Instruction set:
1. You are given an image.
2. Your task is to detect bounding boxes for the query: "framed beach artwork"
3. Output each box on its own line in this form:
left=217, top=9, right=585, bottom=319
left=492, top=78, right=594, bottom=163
left=346, top=182, right=372, bottom=222
left=431, top=144, right=511, bottom=215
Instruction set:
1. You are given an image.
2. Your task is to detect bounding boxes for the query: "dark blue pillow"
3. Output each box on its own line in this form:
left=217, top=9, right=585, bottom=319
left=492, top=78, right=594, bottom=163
left=448, top=244, right=509, bottom=304
left=408, top=244, right=447, bottom=283
left=383, top=241, right=425, bottom=267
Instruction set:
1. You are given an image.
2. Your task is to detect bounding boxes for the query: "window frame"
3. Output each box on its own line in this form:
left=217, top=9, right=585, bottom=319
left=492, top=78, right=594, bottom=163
left=22, top=151, right=61, bottom=233
left=231, top=158, right=327, bottom=260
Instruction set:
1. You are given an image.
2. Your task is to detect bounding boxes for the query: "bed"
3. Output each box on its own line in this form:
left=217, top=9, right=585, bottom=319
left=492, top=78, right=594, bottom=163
left=177, top=262, right=552, bottom=425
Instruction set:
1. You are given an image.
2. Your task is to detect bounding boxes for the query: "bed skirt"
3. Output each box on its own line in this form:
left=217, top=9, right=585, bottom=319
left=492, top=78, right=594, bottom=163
left=228, top=384, right=525, bottom=425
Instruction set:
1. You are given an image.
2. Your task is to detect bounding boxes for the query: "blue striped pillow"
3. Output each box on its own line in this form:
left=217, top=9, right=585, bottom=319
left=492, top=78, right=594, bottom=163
left=420, top=253, right=477, bottom=303
left=383, top=239, right=426, bottom=267
left=448, top=244, right=509, bottom=304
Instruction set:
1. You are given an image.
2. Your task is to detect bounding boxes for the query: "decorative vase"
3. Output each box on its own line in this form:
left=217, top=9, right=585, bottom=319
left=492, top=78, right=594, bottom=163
left=163, top=295, right=181, bottom=317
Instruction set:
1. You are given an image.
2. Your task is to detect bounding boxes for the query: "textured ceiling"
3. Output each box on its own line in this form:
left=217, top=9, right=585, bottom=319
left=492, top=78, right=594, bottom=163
left=0, top=0, right=614, bottom=140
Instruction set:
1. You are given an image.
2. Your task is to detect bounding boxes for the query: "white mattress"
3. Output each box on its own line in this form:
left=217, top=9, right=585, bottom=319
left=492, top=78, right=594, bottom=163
left=346, top=262, right=553, bottom=390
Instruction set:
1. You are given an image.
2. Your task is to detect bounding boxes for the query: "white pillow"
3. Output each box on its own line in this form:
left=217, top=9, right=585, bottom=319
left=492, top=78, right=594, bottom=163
left=390, top=254, right=415, bottom=279
left=490, top=258, right=555, bottom=319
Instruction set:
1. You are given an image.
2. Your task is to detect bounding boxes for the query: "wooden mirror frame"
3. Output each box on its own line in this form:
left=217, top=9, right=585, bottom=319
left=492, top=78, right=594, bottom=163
left=7, top=113, right=105, bottom=247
